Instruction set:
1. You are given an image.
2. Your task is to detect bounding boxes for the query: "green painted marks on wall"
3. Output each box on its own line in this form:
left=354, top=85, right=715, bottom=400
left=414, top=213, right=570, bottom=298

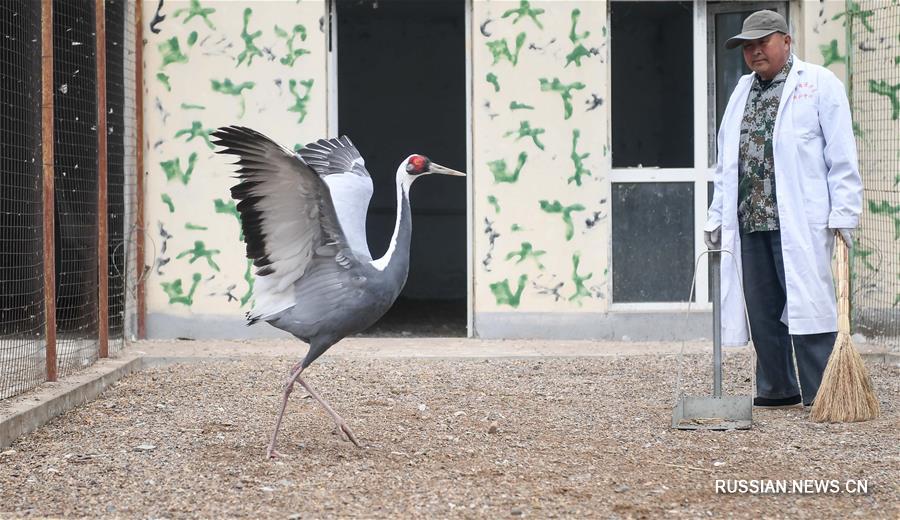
left=215, top=198, right=243, bottom=240
left=288, top=79, right=314, bottom=123
left=486, top=72, right=500, bottom=92
left=868, top=80, right=900, bottom=120
left=868, top=200, right=900, bottom=238
left=509, top=101, right=534, bottom=111
left=565, top=8, right=594, bottom=68
left=187, top=31, right=198, bottom=47
left=490, top=274, right=528, bottom=308
left=240, top=259, right=254, bottom=307
left=486, top=33, right=526, bottom=66
left=173, top=0, right=216, bottom=30
left=502, top=0, right=545, bottom=30
left=504, top=121, right=545, bottom=150
left=181, top=103, right=206, bottom=110
left=833, top=2, right=875, bottom=33
left=275, top=24, right=310, bottom=66
left=161, top=194, right=175, bottom=213
left=568, top=252, right=592, bottom=304
left=161, top=273, right=202, bottom=306
left=158, top=37, right=189, bottom=68
left=539, top=199, right=585, bottom=241
left=211, top=78, right=256, bottom=118
left=177, top=240, right=222, bottom=271
left=175, top=121, right=215, bottom=149
left=488, top=151, right=528, bottom=183
left=487, top=195, right=500, bottom=213
left=160, top=152, right=198, bottom=185
left=185, top=222, right=208, bottom=231
left=539, top=78, right=586, bottom=120
left=506, top=242, right=545, bottom=270
left=156, top=73, right=172, bottom=91
left=215, top=199, right=239, bottom=217
left=237, top=8, right=263, bottom=67
left=569, top=8, right=589, bottom=43
left=819, top=39, right=846, bottom=68
left=511, top=224, right=523, bottom=232
left=565, top=45, right=594, bottom=68
left=568, top=129, right=591, bottom=186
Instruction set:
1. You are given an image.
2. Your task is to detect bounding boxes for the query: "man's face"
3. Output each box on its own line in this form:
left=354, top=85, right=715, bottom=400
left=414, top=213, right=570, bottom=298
left=741, top=33, right=791, bottom=80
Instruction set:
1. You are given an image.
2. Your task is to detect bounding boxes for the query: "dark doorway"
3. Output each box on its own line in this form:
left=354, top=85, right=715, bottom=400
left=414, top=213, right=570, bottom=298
left=337, top=0, right=467, bottom=336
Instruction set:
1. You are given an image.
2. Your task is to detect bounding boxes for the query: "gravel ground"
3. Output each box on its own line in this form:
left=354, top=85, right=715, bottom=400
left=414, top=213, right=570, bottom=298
left=0, top=353, right=897, bottom=519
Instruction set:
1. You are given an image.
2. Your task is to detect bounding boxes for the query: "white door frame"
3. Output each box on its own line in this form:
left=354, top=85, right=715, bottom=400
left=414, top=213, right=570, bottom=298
left=465, top=0, right=474, bottom=337
left=326, top=0, right=339, bottom=138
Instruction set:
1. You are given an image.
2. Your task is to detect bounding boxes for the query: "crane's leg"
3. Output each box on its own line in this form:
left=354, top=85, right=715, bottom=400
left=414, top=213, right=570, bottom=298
left=266, top=362, right=360, bottom=459
left=295, top=374, right=361, bottom=448
left=266, top=362, right=306, bottom=459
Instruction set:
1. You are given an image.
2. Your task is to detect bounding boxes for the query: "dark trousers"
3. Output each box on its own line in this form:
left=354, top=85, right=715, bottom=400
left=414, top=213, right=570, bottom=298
left=740, top=230, right=835, bottom=405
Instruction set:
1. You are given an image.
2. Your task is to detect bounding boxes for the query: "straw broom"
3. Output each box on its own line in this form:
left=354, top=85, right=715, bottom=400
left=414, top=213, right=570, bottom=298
left=809, top=236, right=880, bottom=422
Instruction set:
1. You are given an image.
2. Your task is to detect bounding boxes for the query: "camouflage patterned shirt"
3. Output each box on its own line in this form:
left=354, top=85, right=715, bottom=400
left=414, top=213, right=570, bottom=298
left=737, top=56, right=793, bottom=233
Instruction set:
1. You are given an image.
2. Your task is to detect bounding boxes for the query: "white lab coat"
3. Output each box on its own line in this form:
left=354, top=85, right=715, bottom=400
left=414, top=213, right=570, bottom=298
left=706, top=56, right=863, bottom=346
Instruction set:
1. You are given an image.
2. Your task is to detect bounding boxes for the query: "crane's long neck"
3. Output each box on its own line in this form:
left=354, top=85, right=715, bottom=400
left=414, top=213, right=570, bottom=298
left=371, top=175, right=412, bottom=286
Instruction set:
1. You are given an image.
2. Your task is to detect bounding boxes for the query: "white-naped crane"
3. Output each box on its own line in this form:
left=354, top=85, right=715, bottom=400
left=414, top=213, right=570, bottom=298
left=211, top=126, right=465, bottom=458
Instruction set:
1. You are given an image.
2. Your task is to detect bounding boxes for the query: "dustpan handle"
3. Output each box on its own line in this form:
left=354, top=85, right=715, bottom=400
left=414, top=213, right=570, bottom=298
left=712, top=250, right=722, bottom=397
left=674, top=248, right=755, bottom=402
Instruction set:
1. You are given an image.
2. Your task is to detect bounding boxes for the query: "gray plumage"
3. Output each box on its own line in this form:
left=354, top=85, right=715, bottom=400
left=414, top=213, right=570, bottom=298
left=211, top=125, right=464, bottom=457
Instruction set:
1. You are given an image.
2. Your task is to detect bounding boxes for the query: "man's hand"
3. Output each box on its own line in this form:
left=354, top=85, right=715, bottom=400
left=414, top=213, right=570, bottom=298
left=834, top=228, right=853, bottom=248
left=704, top=227, right=721, bottom=250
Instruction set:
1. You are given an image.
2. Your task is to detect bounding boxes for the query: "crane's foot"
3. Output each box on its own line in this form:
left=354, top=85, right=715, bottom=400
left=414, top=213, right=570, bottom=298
left=332, top=419, right=361, bottom=447
left=266, top=446, right=284, bottom=460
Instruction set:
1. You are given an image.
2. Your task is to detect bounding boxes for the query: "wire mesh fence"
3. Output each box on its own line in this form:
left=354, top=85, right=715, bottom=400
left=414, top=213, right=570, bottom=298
left=105, top=0, right=138, bottom=354
left=53, top=0, right=100, bottom=378
left=848, top=1, right=900, bottom=351
left=0, top=1, right=46, bottom=400
left=0, top=0, right=140, bottom=400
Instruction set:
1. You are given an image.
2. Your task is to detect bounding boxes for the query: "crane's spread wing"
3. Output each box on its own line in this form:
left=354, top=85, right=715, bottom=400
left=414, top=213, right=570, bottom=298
left=297, top=136, right=374, bottom=260
left=211, top=126, right=357, bottom=322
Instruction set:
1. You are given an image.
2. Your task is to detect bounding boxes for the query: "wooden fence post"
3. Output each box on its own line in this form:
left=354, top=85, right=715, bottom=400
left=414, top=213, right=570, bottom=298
left=41, top=0, right=57, bottom=382
left=96, top=0, right=109, bottom=358
left=135, top=0, right=146, bottom=339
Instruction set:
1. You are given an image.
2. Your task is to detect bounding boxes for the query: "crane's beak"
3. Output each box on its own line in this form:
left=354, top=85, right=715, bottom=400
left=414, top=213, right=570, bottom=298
left=429, top=163, right=466, bottom=177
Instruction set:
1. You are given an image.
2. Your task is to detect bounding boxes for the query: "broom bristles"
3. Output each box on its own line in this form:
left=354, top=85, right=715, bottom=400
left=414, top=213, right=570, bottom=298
left=809, top=238, right=880, bottom=423
left=809, top=332, right=880, bottom=422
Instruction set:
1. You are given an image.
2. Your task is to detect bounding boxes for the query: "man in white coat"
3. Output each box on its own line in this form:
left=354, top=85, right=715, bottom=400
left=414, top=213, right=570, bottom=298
left=705, top=10, right=862, bottom=407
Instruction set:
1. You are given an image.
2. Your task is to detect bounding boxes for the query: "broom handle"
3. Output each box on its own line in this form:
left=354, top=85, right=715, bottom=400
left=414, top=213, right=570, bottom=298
left=836, top=237, right=851, bottom=335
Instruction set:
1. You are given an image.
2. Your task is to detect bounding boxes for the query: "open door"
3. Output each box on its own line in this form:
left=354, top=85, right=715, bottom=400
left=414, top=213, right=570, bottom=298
left=335, top=0, right=467, bottom=336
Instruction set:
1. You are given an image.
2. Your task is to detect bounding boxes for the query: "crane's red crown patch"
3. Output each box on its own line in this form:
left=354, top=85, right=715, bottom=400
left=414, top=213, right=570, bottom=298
left=407, top=155, right=429, bottom=174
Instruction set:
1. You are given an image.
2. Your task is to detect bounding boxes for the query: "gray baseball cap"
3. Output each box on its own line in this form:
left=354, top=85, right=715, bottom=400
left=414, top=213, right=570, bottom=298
left=725, top=10, right=789, bottom=49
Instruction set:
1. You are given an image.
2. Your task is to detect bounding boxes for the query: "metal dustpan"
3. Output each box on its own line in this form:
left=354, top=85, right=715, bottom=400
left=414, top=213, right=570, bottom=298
left=672, top=249, right=752, bottom=430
